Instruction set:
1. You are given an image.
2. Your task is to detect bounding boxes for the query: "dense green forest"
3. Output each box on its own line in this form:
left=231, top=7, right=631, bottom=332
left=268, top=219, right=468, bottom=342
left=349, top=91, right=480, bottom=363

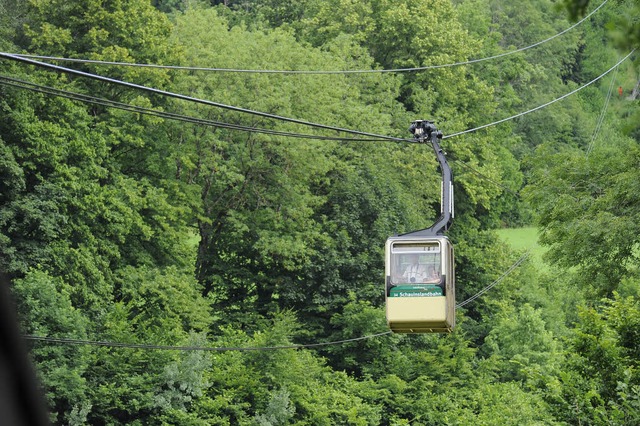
left=1, top=0, right=639, bottom=424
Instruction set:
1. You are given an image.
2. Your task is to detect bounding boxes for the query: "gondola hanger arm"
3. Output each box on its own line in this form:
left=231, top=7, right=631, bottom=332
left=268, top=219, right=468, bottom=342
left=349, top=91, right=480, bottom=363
left=402, top=120, right=454, bottom=237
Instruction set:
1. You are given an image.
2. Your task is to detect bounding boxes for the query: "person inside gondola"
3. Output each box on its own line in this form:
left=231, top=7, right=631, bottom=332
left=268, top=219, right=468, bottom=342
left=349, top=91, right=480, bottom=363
left=402, top=254, right=427, bottom=283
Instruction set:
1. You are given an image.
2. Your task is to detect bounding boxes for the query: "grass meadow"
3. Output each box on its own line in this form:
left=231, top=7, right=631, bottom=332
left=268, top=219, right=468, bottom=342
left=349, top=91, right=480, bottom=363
left=496, top=226, right=549, bottom=271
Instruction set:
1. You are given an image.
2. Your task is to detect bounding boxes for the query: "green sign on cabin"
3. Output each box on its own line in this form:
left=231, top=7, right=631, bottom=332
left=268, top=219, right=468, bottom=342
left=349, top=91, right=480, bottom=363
left=389, top=284, right=443, bottom=297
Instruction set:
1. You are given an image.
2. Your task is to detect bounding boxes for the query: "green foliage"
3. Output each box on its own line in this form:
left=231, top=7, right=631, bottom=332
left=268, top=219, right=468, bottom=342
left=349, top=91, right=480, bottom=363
left=483, top=303, right=561, bottom=382
left=543, top=294, right=640, bottom=424
left=562, top=0, right=640, bottom=52
left=154, top=335, right=213, bottom=412
left=22, top=0, right=177, bottom=69
left=364, top=363, right=558, bottom=425
left=168, top=7, right=414, bottom=328
left=116, top=266, right=212, bottom=336
left=185, top=313, right=383, bottom=424
left=253, top=388, right=295, bottom=426
left=74, top=266, right=212, bottom=424
left=322, top=297, right=398, bottom=376
left=527, top=135, right=640, bottom=296
left=12, top=270, right=91, bottom=424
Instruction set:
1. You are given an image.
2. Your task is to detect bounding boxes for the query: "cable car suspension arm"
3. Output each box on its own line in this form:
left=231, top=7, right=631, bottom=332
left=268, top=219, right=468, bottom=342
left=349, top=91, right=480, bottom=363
left=405, top=120, right=454, bottom=237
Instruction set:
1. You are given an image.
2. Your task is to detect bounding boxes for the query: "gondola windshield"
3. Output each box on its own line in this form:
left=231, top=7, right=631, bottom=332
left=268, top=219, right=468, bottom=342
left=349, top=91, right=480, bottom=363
left=389, top=243, right=443, bottom=296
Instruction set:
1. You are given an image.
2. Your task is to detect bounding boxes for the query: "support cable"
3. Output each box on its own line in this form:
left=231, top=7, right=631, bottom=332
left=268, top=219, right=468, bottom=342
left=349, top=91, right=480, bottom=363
left=0, top=52, right=407, bottom=143
left=23, top=331, right=393, bottom=352
left=443, top=51, right=635, bottom=139
left=456, top=250, right=531, bottom=308
left=1, top=50, right=633, bottom=146
left=22, top=248, right=530, bottom=352
left=1, top=50, right=633, bottom=209
left=586, top=61, right=619, bottom=156
left=0, top=75, right=391, bottom=142
left=21, top=246, right=531, bottom=352
left=21, top=248, right=532, bottom=352
left=3, top=52, right=634, bottom=211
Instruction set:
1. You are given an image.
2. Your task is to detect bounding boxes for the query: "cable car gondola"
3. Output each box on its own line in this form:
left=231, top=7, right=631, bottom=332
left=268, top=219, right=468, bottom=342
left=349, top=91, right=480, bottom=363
left=385, top=121, right=455, bottom=333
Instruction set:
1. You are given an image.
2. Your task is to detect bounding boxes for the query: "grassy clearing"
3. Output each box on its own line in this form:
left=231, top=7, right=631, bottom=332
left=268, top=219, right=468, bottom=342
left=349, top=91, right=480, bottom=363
left=496, top=226, right=549, bottom=271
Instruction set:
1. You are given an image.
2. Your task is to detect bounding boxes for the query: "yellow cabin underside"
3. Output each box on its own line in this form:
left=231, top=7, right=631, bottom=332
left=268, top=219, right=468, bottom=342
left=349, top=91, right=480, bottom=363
left=386, top=296, right=453, bottom=333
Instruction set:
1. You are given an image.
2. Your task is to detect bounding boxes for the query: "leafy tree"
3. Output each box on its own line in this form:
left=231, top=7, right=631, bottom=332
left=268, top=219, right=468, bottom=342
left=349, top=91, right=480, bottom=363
left=12, top=270, right=91, bottom=425
left=188, top=312, right=382, bottom=424
left=7, top=0, right=632, bottom=423
left=0, top=81, right=194, bottom=306
left=253, top=388, right=295, bottom=426
left=1, top=1, right=208, bottom=423
left=0, top=0, right=26, bottom=49
left=81, top=266, right=212, bottom=424
left=483, top=303, right=561, bottom=382
left=1, top=0, right=192, bottom=282
left=20, top=0, right=179, bottom=82
left=544, top=294, right=640, bottom=424
left=526, top=134, right=640, bottom=297
left=168, top=6, right=412, bottom=326
left=562, top=0, right=640, bottom=52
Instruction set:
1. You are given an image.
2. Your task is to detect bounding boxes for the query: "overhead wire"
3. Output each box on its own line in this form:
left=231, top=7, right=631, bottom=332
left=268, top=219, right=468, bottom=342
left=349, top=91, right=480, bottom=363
left=22, top=245, right=531, bottom=352
left=0, top=66, right=589, bottom=201
left=1, top=48, right=631, bottom=231
left=0, top=61, right=517, bottom=198
left=1, top=49, right=634, bottom=147
left=0, top=0, right=622, bottom=201
left=1, top=48, right=634, bottom=158
left=23, top=332, right=393, bottom=352
left=456, top=250, right=531, bottom=308
left=0, top=75, right=391, bottom=142
left=586, top=60, right=619, bottom=156
left=443, top=50, right=636, bottom=139
left=12, top=0, right=609, bottom=75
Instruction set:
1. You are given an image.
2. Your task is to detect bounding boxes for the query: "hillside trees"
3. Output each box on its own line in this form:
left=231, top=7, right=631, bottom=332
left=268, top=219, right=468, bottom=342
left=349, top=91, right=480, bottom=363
left=2, top=0, right=190, bottom=281
left=455, top=0, right=592, bottom=157
left=0, top=0, right=215, bottom=423
left=540, top=294, right=640, bottom=424
left=167, top=5, right=487, bottom=332
left=0, top=0, right=621, bottom=423
left=516, top=0, right=640, bottom=421
left=520, top=0, right=640, bottom=301
left=526, top=133, right=640, bottom=298
left=563, top=0, right=640, bottom=52
left=167, top=6, right=407, bottom=328
left=0, top=66, right=213, bottom=422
